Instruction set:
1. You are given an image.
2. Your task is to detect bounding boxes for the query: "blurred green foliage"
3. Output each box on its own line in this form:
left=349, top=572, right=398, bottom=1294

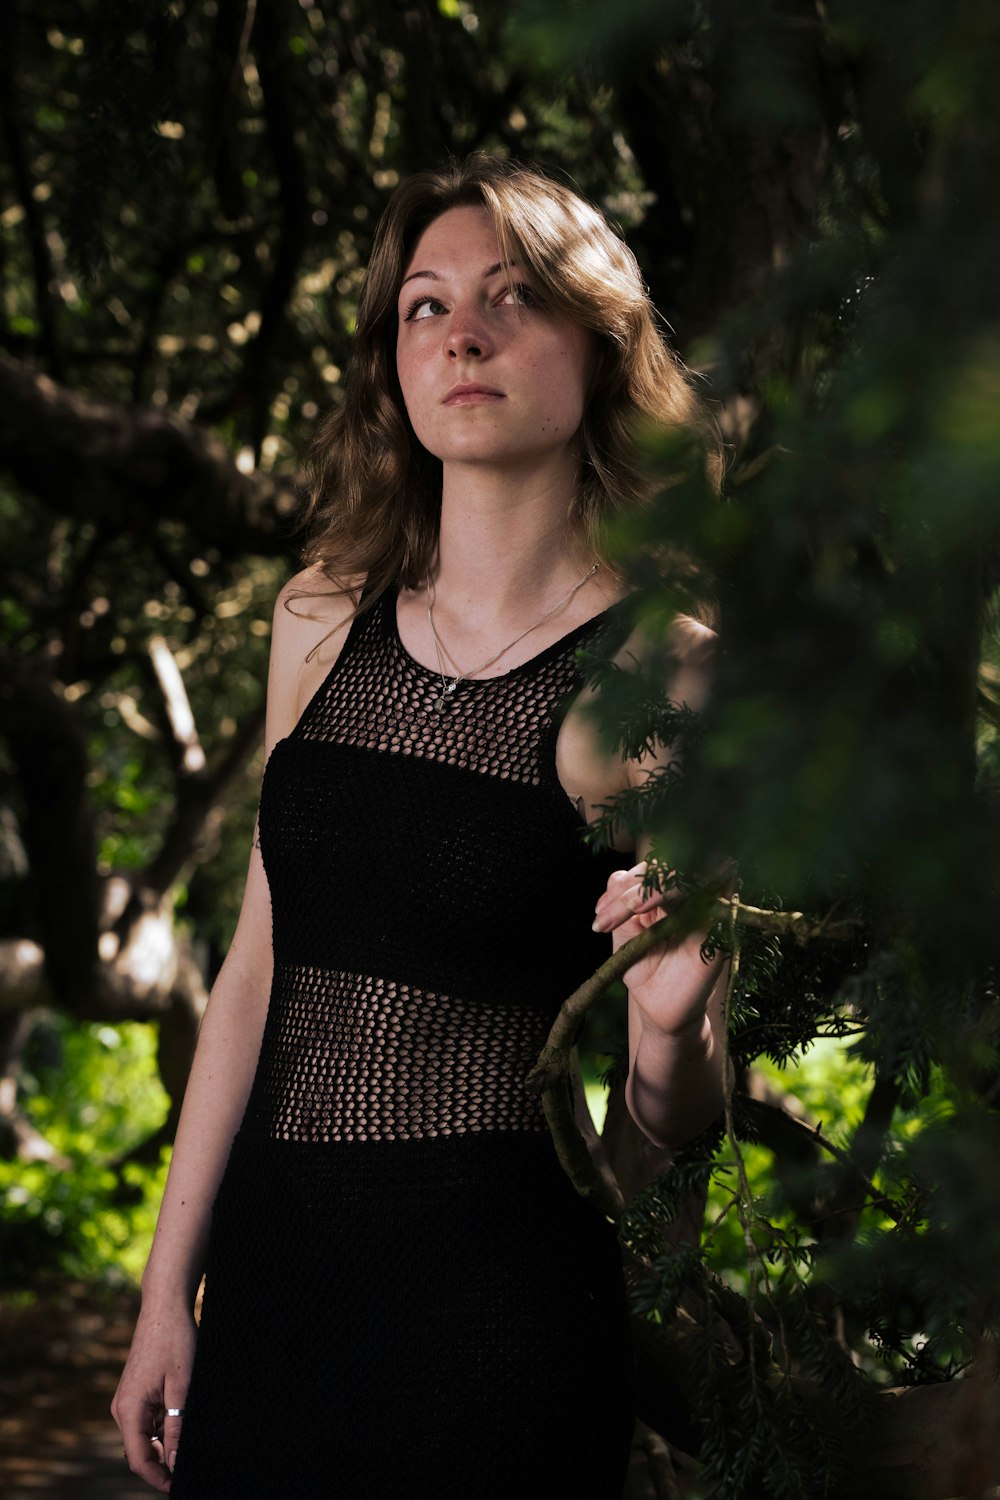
left=0, top=1017, right=169, bottom=1286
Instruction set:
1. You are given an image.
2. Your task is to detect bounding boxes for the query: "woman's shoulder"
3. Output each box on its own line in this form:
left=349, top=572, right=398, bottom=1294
left=603, top=605, right=716, bottom=679
left=269, top=563, right=369, bottom=716
left=667, top=612, right=717, bottom=669
left=629, top=612, right=717, bottom=719
left=274, top=560, right=367, bottom=621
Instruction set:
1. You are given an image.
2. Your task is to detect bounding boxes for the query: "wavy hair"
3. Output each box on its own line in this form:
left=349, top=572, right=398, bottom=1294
left=290, top=154, right=723, bottom=654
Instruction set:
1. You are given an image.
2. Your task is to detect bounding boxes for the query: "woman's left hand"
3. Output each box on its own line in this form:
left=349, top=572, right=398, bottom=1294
left=593, top=862, right=726, bottom=1038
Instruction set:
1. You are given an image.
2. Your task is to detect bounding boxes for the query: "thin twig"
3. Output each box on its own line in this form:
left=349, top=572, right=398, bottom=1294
left=707, top=894, right=861, bottom=943
left=538, top=1073, right=624, bottom=1221
left=750, top=1100, right=903, bottom=1222
left=702, top=1189, right=741, bottom=1247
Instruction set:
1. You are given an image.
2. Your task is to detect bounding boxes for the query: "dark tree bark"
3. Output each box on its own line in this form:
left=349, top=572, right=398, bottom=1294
left=0, top=354, right=301, bottom=555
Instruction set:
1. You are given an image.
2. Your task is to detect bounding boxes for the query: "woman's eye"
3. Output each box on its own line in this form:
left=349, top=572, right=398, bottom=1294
left=404, top=297, right=446, bottom=322
left=498, top=282, right=536, bottom=308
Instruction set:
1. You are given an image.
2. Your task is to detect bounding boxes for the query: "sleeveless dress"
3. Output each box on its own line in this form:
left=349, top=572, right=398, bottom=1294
left=169, top=584, right=636, bottom=1498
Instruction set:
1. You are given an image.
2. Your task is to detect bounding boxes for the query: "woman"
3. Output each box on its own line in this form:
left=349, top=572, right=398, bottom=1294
left=113, top=154, right=728, bottom=1497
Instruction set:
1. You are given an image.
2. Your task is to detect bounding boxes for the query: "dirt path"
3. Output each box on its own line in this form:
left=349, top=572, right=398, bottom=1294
left=0, top=1282, right=150, bottom=1499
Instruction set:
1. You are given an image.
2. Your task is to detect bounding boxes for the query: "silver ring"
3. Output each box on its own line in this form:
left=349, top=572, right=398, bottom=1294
left=166, top=1408, right=186, bottom=1418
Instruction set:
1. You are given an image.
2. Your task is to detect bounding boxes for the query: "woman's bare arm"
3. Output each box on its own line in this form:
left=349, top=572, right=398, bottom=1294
left=137, top=857, right=273, bottom=1314
left=622, top=932, right=729, bottom=1149
left=112, top=868, right=276, bottom=1490
left=112, top=565, right=356, bottom=1491
left=593, top=616, right=730, bottom=1150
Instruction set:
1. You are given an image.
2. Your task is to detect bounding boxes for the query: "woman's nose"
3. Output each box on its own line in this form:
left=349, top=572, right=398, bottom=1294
left=444, top=310, right=494, bottom=360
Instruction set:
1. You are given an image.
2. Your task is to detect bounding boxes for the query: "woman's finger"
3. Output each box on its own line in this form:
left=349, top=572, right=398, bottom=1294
left=120, top=1409, right=171, bottom=1494
left=162, top=1392, right=188, bottom=1475
left=593, top=871, right=662, bottom=933
left=592, top=888, right=660, bottom=932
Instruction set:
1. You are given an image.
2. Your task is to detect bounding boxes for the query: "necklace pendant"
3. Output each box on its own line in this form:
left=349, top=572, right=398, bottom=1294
left=432, top=680, right=458, bottom=712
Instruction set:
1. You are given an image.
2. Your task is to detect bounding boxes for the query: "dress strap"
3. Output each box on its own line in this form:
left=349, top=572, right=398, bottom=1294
left=287, top=576, right=377, bottom=742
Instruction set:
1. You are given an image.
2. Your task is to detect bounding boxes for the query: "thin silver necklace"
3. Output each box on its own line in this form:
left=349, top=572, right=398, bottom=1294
left=425, top=563, right=600, bottom=713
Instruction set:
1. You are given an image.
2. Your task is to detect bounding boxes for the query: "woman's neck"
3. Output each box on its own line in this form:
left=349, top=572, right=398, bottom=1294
left=394, top=458, right=621, bottom=681
left=433, top=460, right=595, bottom=622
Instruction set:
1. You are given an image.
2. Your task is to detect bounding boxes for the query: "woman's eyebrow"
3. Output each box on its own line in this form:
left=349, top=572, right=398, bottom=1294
left=398, top=259, right=521, bottom=290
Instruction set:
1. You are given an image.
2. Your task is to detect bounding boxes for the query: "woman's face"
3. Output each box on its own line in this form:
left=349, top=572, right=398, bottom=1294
left=395, top=204, right=593, bottom=474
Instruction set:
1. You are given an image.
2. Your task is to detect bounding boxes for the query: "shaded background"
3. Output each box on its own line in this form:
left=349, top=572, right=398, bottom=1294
left=2, top=0, right=1000, bottom=1495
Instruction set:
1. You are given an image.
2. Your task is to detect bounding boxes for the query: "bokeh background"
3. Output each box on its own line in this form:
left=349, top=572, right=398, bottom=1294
left=2, top=1, right=1000, bottom=1495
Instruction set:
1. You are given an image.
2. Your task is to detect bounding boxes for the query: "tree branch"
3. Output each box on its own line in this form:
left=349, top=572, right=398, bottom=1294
left=0, top=929, right=207, bottom=1163
left=0, top=353, right=302, bottom=555
left=0, top=1011, right=71, bottom=1166
left=0, top=654, right=100, bottom=1006
left=246, top=0, right=312, bottom=457
left=741, top=1092, right=903, bottom=1223
left=142, top=697, right=265, bottom=896
left=0, top=911, right=207, bottom=1029
left=812, top=1072, right=903, bottom=1243
left=147, top=634, right=208, bottom=775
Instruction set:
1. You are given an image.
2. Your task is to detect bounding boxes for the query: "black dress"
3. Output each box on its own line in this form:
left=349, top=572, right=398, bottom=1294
left=169, top=584, right=636, bottom=1498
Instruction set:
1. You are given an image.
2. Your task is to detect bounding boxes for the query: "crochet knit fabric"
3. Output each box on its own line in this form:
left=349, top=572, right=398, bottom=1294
left=169, top=585, right=636, bottom=1498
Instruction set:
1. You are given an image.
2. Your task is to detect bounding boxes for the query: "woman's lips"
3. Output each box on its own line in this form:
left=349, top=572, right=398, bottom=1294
left=442, top=384, right=505, bottom=405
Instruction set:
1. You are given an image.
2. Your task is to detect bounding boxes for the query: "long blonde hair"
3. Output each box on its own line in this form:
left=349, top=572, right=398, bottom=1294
left=290, top=154, right=722, bottom=651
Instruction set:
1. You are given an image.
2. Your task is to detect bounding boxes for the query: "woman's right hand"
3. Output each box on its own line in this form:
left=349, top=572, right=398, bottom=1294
left=111, top=1305, right=197, bottom=1492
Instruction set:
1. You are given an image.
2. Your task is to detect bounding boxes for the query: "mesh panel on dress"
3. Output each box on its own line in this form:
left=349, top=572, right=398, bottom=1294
left=296, top=587, right=609, bottom=787
left=250, top=962, right=550, bottom=1142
